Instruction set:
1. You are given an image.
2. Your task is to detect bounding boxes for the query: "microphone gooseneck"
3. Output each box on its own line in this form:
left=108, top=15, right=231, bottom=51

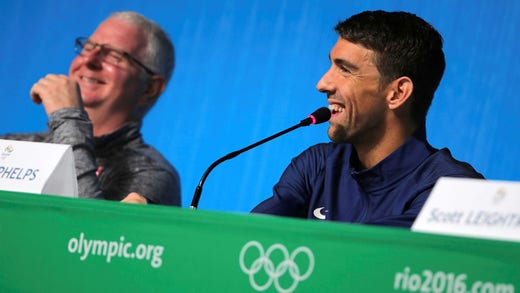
left=190, top=107, right=331, bottom=209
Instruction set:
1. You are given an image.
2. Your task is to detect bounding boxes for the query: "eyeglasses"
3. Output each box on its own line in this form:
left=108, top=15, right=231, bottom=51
left=74, top=37, right=155, bottom=75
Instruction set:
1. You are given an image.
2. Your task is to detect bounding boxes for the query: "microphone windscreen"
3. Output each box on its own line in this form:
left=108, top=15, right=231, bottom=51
left=309, top=107, right=331, bottom=124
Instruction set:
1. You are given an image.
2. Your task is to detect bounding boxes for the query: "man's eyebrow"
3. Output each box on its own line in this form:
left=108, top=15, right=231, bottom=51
left=328, top=53, right=360, bottom=71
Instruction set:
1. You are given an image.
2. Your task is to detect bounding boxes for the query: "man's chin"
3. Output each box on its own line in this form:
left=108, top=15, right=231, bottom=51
left=81, top=97, right=103, bottom=108
left=328, top=127, right=349, bottom=144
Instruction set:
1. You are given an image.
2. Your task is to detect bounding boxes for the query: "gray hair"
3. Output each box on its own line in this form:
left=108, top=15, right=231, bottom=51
left=110, top=11, right=175, bottom=84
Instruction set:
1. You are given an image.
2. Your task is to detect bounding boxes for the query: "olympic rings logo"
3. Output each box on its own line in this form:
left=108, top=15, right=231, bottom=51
left=239, top=240, right=314, bottom=293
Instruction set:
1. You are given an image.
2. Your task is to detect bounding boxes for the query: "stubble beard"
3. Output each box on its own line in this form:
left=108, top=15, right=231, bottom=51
left=327, top=123, right=350, bottom=144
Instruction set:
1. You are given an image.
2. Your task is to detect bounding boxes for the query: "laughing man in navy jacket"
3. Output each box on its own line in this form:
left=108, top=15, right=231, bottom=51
left=252, top=10, right=483, bottom=228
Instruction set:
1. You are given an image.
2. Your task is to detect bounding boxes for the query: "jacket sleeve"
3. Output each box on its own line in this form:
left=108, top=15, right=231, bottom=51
left=251, top=145, right=325, bottom=218
left=46, top=107, right=104, bottom=200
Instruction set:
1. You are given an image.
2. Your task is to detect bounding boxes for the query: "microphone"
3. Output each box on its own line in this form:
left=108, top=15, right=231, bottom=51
left=190, top=107, right=331, bottom=209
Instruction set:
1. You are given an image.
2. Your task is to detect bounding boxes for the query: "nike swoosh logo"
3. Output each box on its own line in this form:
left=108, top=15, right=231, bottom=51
left=313, top=207, right=326, bottom=220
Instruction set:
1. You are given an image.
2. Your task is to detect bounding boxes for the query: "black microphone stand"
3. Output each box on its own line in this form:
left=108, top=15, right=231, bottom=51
left=190, top=119, right=311, bottom=209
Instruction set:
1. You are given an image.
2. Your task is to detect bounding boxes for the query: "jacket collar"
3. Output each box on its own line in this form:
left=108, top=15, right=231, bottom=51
left=349, top=126, right=436, bottom=191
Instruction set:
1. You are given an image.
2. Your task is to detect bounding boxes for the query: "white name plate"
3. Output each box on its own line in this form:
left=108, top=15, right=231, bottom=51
left=0, top=139, right=78, bottom=198
left=412, top=177, right=520, bottom=242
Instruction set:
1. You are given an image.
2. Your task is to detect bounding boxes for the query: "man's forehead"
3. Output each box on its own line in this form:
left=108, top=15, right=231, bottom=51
left=90, top=18, right=146, bottom=53
left=330, top=37, right=376, bottom=68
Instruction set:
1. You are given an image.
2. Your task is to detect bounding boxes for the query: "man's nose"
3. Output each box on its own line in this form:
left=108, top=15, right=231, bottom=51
left=82, top=47, right=104, bottom=68
left=316, top=68, right=334, bottom=93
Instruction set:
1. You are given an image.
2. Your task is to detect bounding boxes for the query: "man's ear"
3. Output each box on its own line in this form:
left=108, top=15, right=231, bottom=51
left=137, top=75, right=166, bottom=107
left=386, top=76, right=413, bottom=110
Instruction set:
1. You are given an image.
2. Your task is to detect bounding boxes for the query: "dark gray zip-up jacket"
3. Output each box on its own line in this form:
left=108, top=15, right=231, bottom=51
left=1, top=107, right=181, bottom=205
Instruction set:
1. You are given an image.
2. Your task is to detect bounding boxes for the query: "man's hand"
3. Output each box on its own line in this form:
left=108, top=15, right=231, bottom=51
left=121, top=192, right=148, bottom=204
left=30, top=74, right=83, bottom=116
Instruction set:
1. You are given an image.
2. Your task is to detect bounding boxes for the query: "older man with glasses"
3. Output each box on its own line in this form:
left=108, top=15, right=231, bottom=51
left=1, top=11, right=180, bottom=205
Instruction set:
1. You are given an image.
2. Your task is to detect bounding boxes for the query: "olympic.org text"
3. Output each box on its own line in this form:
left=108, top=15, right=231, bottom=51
left=394, top=267, right=515, bottom=293
left=67, top=232, right=164, bottom=268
